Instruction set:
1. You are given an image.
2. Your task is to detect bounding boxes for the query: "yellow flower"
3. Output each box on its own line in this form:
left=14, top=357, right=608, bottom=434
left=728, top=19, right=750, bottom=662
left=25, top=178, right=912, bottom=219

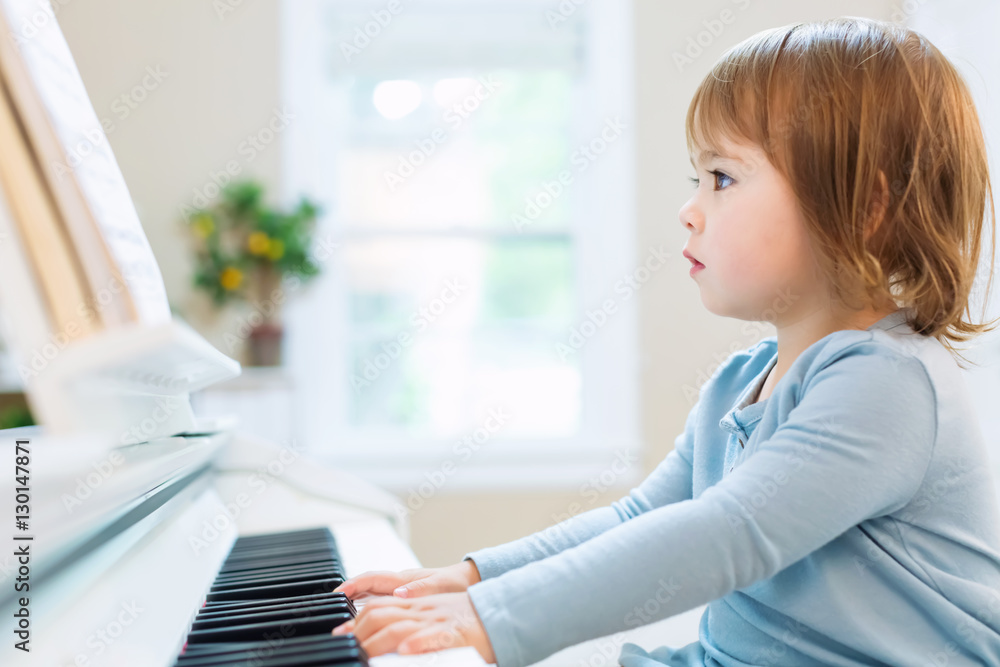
left=192, top=214, right=214, bottom=238
left=219, top=266, right=243, bottom=291
left=247, top=231, right=271, bottom=255
left=266, top=239, right=285, bottom=261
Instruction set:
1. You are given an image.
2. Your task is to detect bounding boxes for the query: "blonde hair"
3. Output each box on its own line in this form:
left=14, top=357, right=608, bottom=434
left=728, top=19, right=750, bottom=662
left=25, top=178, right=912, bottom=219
left=686, top=16, right=997, bottom=368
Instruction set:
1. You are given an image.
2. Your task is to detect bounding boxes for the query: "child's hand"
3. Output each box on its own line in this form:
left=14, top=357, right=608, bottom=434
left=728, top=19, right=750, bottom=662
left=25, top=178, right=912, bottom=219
left=332, top=591, right=496, bottom=663
left=332, top=560, right=482, bottom=600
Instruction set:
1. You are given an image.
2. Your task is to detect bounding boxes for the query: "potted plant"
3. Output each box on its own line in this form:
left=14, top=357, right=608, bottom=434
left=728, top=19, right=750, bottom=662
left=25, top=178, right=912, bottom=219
left=184, top=180, right=322, bottom=365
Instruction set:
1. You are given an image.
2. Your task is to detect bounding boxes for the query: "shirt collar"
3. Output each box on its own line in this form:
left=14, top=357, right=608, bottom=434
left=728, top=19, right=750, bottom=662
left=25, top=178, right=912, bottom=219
left=866, top=308, right=912, bottom=333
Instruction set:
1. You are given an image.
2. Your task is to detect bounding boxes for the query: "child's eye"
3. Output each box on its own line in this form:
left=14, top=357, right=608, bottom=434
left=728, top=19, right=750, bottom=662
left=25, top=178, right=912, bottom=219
left=712, top=170, right=733, bottom=190
left=688, top=170, right=733, bottom=191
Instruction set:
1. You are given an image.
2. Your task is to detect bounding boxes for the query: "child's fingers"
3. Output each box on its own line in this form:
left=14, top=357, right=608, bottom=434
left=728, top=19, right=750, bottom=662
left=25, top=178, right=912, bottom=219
left=397, top=624, right=457, bottom=654
left=332, top=619, right=355, bottom=635
left=394, top=576, right=434, bottom=598
left=333, top=570, right=411, bottom=598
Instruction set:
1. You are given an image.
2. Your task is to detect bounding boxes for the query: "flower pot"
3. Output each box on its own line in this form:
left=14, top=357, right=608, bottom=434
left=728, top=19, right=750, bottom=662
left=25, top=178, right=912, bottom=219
left=247, top=321, right=284, bottom=366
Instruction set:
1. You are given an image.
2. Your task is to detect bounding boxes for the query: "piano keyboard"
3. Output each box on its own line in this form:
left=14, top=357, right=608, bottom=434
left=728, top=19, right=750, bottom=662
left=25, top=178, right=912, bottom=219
left=173, top=526, right=369, bottom=666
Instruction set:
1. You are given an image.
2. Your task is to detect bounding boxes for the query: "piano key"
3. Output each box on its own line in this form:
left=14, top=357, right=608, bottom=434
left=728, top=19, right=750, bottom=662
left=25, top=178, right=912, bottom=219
left=191, top=601, right=353, bottom=630
left=172, top=526, right=370, bottom=665
left=185, top=611, right=353, bottom=644
left=196, top=594, right=356, bottom=619
left=178, top=645, right=365, bottom=667
left=180, top=642, right=363, bottom=664
left=213, top=562, right=340, bottom=582
left=219, top=555, right=340, bottom=574
left=180, top=633, right=361, bottom=656
left=200, top=591, right=357, bottom=615
left=205, top=576, right=346, bottom=602
left=209, top=567, right=341, bottom=590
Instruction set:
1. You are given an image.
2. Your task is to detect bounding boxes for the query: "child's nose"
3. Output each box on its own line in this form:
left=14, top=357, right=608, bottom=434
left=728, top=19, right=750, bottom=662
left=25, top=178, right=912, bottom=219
left=679, top=198, right=703, bottom=232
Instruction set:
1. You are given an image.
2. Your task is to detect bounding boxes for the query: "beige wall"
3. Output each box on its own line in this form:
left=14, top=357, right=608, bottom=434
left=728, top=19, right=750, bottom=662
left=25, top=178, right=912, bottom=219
left=59, top=0, right=894, bottom=567
left=58, top=0, right=283, bottom=343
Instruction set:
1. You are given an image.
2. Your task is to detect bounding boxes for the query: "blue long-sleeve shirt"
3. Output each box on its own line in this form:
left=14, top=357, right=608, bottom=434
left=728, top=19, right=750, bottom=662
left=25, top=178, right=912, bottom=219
left=463, top=309, right=1000, bottom=667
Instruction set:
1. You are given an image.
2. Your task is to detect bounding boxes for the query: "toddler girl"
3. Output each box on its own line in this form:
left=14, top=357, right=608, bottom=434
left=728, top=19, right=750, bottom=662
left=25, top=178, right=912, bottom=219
left=333, top=16, right=1000, bottom=667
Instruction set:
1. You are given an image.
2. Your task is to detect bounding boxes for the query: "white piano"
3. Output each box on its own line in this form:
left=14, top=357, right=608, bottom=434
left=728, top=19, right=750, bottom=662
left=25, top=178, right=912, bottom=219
left=0, top=372, right=492, bottom=667
left=0, top=0, right=491, bottom=663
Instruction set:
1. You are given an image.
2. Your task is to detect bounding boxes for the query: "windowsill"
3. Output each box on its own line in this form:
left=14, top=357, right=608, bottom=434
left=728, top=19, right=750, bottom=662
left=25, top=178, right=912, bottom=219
left=311, top=440, right=644, bottom=495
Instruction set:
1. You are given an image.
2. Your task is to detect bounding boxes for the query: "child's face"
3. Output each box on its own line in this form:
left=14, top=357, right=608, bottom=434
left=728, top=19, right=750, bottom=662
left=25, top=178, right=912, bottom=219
left=680, top=136, right=828, bottom=324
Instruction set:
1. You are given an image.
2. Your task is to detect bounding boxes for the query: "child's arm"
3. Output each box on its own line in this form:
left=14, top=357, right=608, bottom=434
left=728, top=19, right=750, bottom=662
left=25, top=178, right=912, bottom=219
left=462, top=398, right=701, bottom=581
left=335, top=399, right=700, bottom=601
left=466, top=343, right=937, bottom=667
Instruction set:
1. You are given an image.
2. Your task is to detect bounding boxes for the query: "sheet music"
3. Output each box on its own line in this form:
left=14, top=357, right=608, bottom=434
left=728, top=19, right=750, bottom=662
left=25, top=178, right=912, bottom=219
left=0, top=0, right=170, bottom=326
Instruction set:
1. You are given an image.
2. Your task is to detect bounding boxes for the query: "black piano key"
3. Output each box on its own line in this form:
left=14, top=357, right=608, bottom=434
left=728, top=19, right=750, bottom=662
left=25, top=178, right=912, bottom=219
left=213, top=562, right=339, bottom=582
left=185, top=611, right=353, bottom=644
left=174, top=526, right=368, bottom=666
left=191, top=601, right=352, bottom=630
left=205, top=577, right=346, bottom=602
left=210, top=567, right=341, bottom=589
left=179, top=650, right=365, bottom=667
left=177, top=647, right=365, bottom=667
left=201, top=592, right=355, bottom=614
left=219, top=556, right=338, bottom=575
left=223, top=544, right=335, bottom=559
left=196, top=594, right=355, bottom=620
left=181, top=633, right=360, bottom=656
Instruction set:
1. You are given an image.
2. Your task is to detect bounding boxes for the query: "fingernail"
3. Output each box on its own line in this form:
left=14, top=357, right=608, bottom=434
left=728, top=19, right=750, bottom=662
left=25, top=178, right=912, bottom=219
left=394, top=586, right=407, bottom=597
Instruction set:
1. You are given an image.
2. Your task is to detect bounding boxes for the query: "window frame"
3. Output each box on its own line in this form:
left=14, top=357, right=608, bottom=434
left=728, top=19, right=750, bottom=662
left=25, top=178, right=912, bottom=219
left=279, top=0, right=640, bottom=492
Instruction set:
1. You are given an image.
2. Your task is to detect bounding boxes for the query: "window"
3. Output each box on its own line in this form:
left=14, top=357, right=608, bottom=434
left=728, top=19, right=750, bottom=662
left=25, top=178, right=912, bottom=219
left=281, top=0, right=638, bottom=491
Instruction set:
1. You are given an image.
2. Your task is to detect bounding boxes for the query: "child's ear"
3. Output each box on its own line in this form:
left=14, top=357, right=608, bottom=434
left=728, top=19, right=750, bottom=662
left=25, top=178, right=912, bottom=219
left=864, top=170, right=890, bottom=242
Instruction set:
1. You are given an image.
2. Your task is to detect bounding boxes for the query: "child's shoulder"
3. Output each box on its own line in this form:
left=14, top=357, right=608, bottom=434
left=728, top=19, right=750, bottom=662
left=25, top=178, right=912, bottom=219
left=779, top=322, right=953, bottom=414
left=800, top=321, right=943, bottom=386
left=703, top=316, right=948, bottom=402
